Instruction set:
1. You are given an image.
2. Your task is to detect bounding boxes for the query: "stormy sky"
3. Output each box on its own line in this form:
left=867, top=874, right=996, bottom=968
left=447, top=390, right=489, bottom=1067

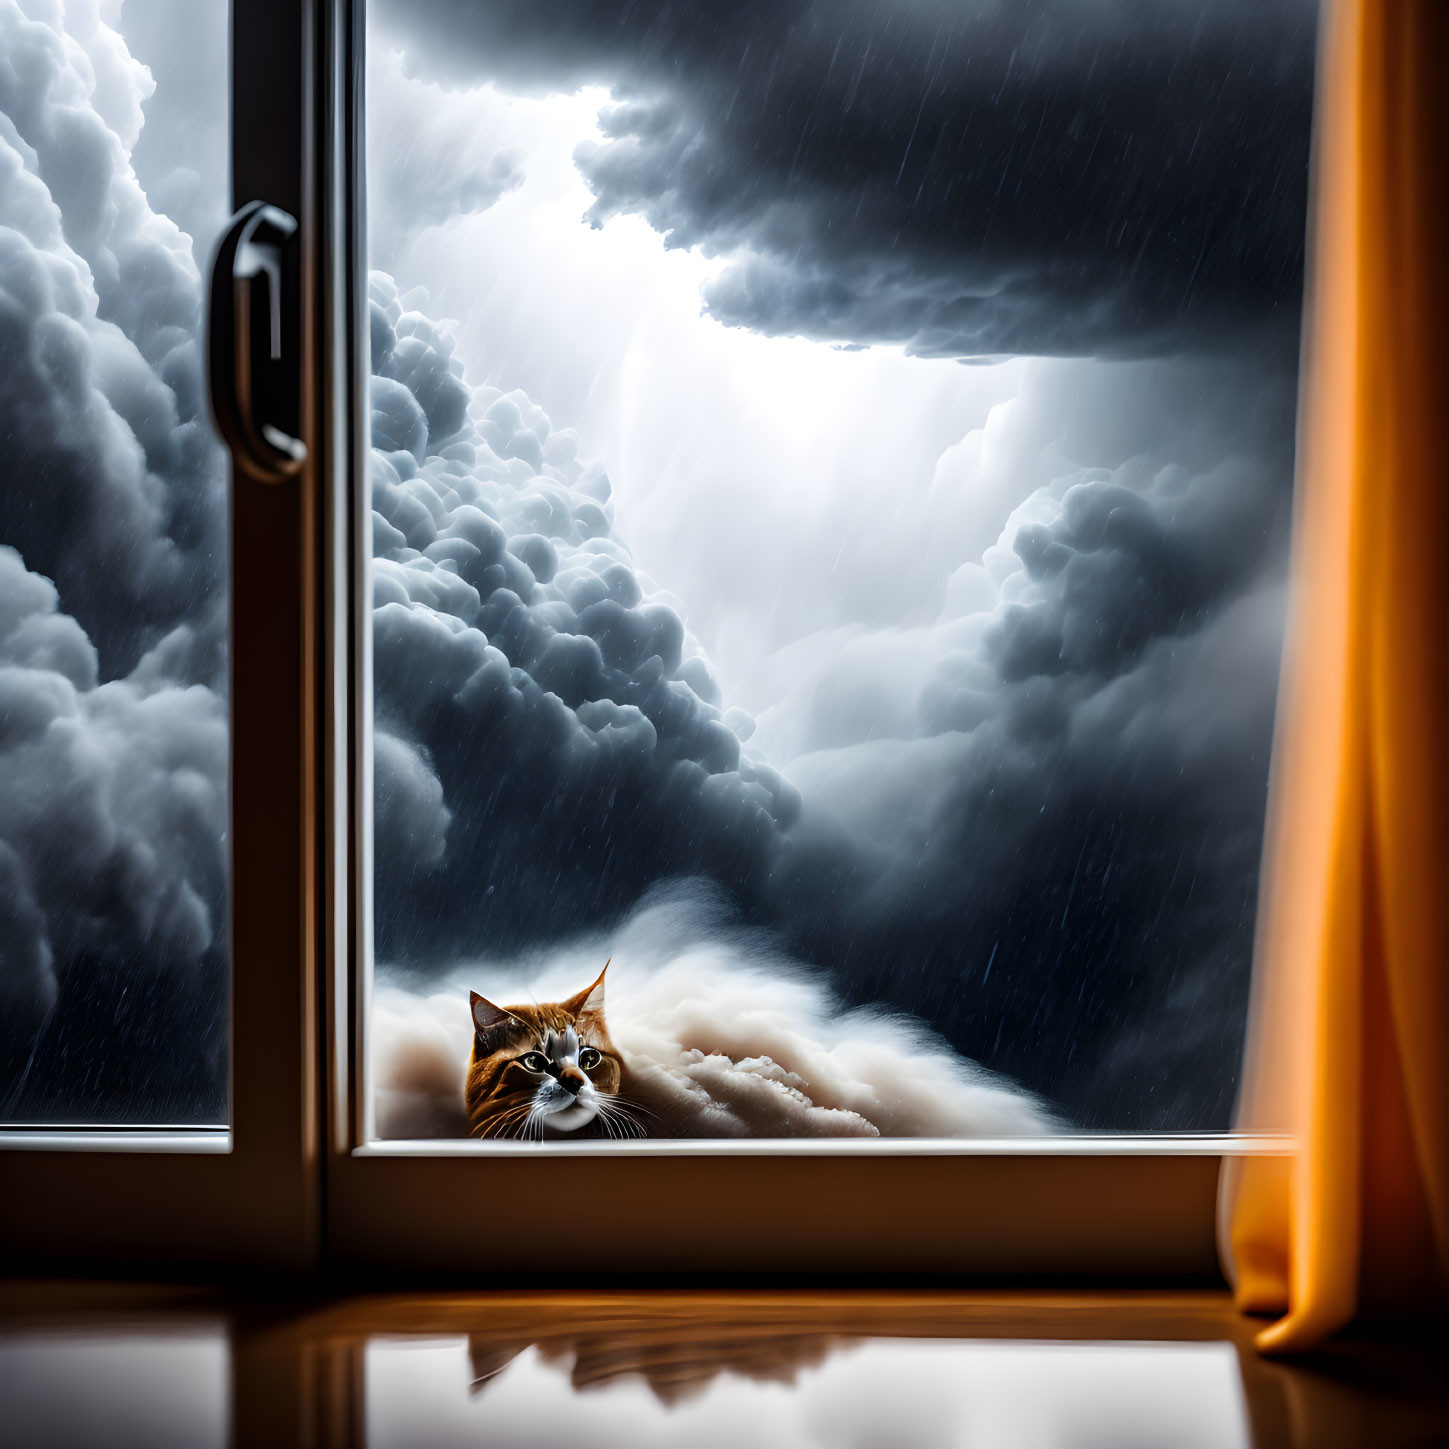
left=0, top=0, right=1316, bottom=1130
left=373, top=0, right=1315, bottom=360
left=364, top=0, right=1315, bottom=1130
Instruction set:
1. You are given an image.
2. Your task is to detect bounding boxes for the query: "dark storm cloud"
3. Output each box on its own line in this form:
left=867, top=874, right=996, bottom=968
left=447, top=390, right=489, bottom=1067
left=767, top=444, right=1291, bottom=1127
left=367, top=275, right=801, bottom=966
left=373, top=0, right=1317, bottom=358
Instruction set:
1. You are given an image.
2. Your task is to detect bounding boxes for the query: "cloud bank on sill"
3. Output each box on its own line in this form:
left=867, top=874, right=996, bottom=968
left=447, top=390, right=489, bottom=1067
left=375, top=880, right=1054, bottom=1139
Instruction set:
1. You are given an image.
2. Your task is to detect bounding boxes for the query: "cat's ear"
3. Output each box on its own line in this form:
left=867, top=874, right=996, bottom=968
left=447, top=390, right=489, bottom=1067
left=470, top=991, right=513, bottom=1038
left=564, top=959, right=608, bottom=1017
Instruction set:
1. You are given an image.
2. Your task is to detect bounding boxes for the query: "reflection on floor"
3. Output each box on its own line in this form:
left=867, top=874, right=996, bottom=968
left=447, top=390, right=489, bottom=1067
left=380, top=1337, right=1253, bottom=1447
left=0, top=1285, right=1444, bottom=1448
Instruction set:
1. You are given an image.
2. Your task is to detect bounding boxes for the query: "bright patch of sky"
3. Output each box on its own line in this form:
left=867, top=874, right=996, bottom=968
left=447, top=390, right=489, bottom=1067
left=368, top=47, right=1076, bottom=735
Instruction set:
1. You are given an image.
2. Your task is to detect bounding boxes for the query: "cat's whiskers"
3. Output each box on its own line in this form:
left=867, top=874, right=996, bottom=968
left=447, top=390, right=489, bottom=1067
left=592, top=1094, right=648, bottom=1139
left=477, top=1112, right=517, bottom=1141
left=478, top=1091, right=646, bottom=1142
left=589, top=1098, right=623, bottom=1141
left=472, top=1109, right=510, bottom=1140
left=612, top=1092, right=654, bottom=1121
left=478, top=1100, right=534, bottom=1140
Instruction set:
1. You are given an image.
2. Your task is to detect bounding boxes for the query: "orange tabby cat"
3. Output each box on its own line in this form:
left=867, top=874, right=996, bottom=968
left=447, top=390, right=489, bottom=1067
left=465, top=962, right=646, bottom=1139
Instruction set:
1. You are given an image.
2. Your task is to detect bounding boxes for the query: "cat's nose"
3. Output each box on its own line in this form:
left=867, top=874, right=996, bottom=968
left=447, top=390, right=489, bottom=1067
left=557, top=1066, right=587, bottom=1096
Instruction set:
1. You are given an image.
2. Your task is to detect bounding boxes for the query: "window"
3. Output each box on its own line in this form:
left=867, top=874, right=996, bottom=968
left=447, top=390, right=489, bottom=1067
left=362, top=0, right=1316, bottom=1146
left=2, top=0, right=1311, bottom=1273
left=0, top=0, right=231, bottom=1128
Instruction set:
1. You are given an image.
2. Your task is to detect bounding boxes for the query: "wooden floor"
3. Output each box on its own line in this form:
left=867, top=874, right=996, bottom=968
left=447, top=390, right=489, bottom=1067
left=1, top=1282, right=1445, bottom=1447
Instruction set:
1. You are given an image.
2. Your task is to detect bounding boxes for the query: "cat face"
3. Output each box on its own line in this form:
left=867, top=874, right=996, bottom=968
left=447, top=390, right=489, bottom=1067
left=465, top=965, right=632, bottom=1139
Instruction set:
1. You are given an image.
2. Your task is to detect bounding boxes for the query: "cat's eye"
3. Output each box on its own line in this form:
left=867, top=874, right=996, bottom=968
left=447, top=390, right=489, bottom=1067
left=518, top=1052, right=550, bottom=1074
left=579, top=1047, right=602, bottom=1070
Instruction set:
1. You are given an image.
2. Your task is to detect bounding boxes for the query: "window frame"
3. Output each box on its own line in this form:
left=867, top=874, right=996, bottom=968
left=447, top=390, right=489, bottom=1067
left=1, top=0, right=1300, bottom=1278
left=321, top=2, right=1295, bottom=1278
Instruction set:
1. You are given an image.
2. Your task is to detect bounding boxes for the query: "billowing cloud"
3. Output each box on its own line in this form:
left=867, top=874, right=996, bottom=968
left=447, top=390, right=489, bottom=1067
left=373, top=0, right=1316, bottom=359
left=368, top=271, right=803, bottom=965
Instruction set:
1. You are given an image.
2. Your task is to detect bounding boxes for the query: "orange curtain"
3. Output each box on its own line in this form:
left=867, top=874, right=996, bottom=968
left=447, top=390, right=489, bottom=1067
left=1218, top=0, right=1449, bottom=1355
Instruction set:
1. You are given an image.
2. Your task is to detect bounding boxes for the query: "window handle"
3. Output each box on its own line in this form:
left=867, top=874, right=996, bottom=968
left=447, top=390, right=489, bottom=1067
left=207, top=201, right=307, bottom=482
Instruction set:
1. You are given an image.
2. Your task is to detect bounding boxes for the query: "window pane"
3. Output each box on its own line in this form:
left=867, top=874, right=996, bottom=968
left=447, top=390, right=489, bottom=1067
left=0, top=0, right=230, bottom=1125
left=366, top=1, right=1316, bottom=1139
